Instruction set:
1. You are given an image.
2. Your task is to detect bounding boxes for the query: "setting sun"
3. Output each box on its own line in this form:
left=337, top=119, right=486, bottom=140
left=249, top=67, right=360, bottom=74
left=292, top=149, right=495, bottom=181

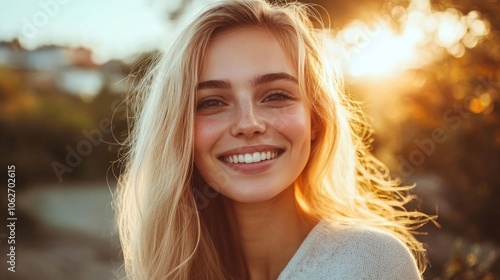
left=329, top=0, right=490, bottom=78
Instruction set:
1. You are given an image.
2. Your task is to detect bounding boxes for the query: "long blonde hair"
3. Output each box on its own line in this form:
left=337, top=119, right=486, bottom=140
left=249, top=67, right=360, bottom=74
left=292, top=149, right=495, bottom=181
left=115, top=0, right=432, bottom=279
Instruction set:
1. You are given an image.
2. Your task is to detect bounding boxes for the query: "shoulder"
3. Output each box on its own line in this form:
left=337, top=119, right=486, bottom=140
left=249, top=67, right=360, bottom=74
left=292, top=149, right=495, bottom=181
left=278, top=220, right=421, bottom=280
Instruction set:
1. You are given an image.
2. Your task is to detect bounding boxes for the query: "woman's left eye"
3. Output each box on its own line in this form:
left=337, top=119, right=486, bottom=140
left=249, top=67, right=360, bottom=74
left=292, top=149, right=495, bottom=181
left=263, top=92, right=292, bottom=102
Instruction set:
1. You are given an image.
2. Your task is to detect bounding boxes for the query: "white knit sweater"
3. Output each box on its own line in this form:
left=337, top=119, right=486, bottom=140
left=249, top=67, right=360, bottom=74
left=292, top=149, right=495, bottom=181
left=277, top=220, right=421, bottom=280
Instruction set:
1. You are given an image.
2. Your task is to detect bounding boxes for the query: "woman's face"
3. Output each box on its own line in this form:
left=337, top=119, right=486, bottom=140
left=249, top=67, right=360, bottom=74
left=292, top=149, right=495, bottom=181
left=194, top=26, right=312, bottom=203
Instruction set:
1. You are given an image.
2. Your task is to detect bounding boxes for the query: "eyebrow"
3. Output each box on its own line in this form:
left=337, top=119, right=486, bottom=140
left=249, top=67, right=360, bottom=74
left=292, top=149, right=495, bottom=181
left=196, top=72, right=298, bottom=90
left=252, top=72, right=298, bottom=87
left=196, top=79, right=231, bottom=90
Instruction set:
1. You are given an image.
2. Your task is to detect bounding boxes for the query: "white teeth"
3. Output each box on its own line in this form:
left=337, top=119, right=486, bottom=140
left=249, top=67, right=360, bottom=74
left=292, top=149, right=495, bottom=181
left=244, top=154, right=252, bottom=163
left=223, top=150, right=280, bottom=164
left=252, top=152, right=261, bottom=162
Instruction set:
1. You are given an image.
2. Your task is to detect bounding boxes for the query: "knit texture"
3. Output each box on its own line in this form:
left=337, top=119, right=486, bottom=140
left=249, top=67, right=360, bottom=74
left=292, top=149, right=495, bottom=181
left=277, top=220, right=421, bottom=280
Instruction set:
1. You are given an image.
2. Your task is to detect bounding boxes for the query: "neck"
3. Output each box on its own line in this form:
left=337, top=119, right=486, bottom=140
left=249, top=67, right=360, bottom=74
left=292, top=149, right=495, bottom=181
left=223, top=186, right=317, bottom=280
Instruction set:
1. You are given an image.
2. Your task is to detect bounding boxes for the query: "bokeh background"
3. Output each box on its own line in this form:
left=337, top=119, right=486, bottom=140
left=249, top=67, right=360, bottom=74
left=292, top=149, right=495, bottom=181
left=0, top=0, right=499, bottom=279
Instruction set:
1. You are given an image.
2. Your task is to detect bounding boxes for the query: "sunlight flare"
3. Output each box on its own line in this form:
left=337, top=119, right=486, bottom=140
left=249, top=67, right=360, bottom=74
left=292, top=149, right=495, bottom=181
left=330, top=0, right=490, bottom=78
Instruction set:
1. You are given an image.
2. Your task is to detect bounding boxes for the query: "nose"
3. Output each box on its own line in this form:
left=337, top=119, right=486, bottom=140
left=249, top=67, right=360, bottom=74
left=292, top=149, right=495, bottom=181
left=231, top=102, right=266, bottom=138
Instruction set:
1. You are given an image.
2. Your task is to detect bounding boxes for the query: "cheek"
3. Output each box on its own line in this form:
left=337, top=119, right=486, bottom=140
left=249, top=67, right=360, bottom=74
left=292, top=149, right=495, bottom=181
left=194, top=117, right=219, bottom=158
left=194, top=115, right=230, bottom=180
left=272, top=105, right=311, bottom=143
left=194, top=119, right=213, bottom=185
left=194, top=117, right=232, bottom=190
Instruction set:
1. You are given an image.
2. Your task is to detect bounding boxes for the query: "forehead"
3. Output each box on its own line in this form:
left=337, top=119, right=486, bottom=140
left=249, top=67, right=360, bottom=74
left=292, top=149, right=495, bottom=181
left=200, top=26, right=296, bottom=82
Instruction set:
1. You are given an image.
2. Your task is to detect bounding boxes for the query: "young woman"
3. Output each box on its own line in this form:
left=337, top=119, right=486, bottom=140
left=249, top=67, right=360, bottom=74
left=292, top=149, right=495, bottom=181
left=115, top=0, right=432, bottom=279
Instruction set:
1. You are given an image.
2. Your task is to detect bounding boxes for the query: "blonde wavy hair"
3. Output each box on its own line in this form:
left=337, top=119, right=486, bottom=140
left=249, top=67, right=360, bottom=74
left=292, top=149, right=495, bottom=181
left=114, top=0, right=432, bottom=279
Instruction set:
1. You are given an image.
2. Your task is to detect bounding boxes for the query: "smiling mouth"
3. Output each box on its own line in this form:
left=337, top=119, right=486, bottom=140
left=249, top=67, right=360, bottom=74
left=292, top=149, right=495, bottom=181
left=220, top=150, right=283, bottom=164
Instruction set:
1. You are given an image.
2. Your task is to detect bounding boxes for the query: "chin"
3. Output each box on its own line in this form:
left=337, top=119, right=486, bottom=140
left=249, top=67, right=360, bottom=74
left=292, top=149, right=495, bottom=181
left=221, top=182, right=291, bottom=204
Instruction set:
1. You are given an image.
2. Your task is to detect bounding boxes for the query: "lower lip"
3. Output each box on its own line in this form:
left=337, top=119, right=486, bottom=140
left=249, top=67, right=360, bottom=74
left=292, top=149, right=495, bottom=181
left=221, top=154, right=281, bottom=173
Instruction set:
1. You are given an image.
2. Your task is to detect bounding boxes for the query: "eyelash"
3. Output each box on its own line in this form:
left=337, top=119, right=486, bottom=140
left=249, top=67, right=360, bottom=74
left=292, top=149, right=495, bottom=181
left=263, top=91, right=293, bottom=102
left=196, top=91, right=293, bottom=110
left=196, top=97, right=226, bottom=110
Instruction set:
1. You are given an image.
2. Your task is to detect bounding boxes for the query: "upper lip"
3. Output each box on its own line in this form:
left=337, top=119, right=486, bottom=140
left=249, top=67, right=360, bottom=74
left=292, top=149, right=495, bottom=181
left=218, top=144, right=284, bottom=157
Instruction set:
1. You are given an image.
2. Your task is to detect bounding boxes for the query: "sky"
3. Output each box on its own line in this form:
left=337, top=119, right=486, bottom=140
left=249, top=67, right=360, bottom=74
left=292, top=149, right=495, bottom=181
left=0, top=0, right=491, bottom=76
left=0, top=0, right=216, bottom=63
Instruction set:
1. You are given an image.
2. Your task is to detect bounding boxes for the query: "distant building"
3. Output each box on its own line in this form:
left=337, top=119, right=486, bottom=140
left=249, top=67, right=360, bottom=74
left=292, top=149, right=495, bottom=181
left=0, top=41, right=130, bottom=100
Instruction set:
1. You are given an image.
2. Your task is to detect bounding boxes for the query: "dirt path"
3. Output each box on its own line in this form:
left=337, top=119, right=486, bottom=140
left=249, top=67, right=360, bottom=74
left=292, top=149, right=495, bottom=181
left=6, top=181, right=122, bottom=280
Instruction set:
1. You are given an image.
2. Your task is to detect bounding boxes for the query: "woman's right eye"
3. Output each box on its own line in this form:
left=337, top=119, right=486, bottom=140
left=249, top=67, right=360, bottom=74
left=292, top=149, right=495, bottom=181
left=196, top=98, right=226, bottom=110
